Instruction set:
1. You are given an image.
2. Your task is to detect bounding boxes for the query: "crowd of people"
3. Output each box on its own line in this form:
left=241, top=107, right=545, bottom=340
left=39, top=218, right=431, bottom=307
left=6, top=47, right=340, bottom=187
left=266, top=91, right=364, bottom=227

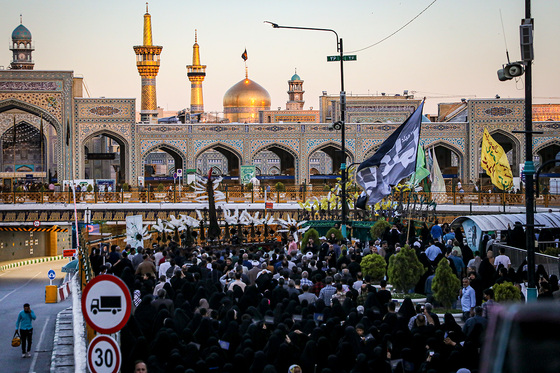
left=87, top=219, right=558, bottom=373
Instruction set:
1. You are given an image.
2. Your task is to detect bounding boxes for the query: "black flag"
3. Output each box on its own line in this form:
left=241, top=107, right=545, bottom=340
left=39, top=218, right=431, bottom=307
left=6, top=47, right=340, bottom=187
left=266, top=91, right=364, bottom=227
left=39, top=115, right=43, bottom=145
left=356, top=101, right=424, bottom=208
left=241, top=49, right=248, bottom=61
left=66, top=119, right=70, bottom=146
left=12, top=115, right=16, bottom=144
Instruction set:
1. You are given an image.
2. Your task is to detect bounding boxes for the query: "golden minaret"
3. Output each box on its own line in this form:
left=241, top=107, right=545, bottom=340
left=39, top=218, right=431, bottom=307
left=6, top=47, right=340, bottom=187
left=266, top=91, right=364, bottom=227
left=186, top=30, right=206, bottom=114
left=133, top=3, right=163, bottom=123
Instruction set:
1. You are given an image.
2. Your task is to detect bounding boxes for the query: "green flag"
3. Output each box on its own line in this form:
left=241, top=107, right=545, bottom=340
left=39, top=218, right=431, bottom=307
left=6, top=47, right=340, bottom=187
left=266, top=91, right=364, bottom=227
left=409, top=144, right=430, bottom=186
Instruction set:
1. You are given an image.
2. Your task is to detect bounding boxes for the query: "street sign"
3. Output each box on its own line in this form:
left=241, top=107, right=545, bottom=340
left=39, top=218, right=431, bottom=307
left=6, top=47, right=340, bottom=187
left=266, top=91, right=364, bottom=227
left=81, top=274, right=132, bottom=334
left=63, top=249, right=77, bottom=257
left=87, top=335, right=121, bottom=373
left=265, top=202, right=274, bottom=209
left=327, top=55, right=357, bottom=62
left=47, top=269, right=56, bottom=280
left=173, top=172, right=178, bottom=179
left=176, top=168, right=183, bottom=177
left=33, top=220, right=40, bottom=227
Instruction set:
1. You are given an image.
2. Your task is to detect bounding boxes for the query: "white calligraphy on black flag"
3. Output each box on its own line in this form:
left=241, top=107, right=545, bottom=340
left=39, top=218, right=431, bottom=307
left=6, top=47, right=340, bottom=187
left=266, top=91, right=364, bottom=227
left=356, top=102, right=424, bottom=207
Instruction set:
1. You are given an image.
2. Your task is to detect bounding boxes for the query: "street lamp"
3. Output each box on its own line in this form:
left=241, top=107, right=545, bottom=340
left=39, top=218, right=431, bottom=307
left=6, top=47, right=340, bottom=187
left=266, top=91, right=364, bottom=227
left=265, top=21, right=349, bottom=240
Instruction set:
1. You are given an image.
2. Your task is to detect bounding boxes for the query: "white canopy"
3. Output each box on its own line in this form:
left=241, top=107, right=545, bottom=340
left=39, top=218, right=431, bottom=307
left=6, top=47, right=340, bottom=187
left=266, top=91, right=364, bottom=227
left=451, top=212, right=560, bottom=232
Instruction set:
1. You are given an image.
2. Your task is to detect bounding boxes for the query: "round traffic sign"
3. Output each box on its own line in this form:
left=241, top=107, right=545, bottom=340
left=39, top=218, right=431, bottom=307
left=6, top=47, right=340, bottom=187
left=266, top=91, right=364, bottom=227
left=47, top=269, right=56, bottom=280
left=87, top=335, right=121, bottom=373
left=81, top=275, right=132, bottom=334
left=33, top=220, right=40, bottom=227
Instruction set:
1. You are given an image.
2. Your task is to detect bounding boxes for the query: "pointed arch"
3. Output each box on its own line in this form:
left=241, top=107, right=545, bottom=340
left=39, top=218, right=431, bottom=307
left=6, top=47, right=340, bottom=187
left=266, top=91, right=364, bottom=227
left=0, top=99, right=62, bottom=135
left=307, top=141, right=355, bottom=164
left=81, top=129, right=130, bottom=182
left=195, top=142, right=242, bottom=177
left=478, top=129, right=521, bottom=177
left=142, top=142, right=187, bottom=177
left=425, top=140, right=465, bottom=179
left=252, top=142, right=298, bottom=180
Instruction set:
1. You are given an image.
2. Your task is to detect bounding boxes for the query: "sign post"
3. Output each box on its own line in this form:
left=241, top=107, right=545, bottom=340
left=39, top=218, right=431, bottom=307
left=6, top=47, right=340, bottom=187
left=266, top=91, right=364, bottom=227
left=47, top=269, right=56, bottom=286
left=87, top=335, right=121, bottom=373
left=327, top=55, right=357, bottom=62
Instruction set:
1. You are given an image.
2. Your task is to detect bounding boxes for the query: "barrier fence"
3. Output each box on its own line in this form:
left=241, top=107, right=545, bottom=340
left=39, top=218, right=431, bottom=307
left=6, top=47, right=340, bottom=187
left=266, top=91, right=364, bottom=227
left=1, top=185, right=559, bottom=207
left=494, top=243, right=560, bottom=278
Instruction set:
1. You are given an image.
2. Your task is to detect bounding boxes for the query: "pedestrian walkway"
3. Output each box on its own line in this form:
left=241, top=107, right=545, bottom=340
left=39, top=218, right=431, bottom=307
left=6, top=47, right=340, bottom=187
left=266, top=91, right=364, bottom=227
left=50, top=307, right=74, bottom=373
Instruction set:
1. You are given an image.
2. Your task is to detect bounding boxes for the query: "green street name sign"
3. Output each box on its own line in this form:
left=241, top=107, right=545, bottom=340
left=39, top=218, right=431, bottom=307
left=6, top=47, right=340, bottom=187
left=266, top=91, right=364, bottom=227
left=327, top=55, right=357, bottom=62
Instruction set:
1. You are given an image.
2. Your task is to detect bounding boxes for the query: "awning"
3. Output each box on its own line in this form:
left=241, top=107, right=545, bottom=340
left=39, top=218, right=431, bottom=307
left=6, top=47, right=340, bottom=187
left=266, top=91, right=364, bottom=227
left=451, top=212, right=560, bottom=232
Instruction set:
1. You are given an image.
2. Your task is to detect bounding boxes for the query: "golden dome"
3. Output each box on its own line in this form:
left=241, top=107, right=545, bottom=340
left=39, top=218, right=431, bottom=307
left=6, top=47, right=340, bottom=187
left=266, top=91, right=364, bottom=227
left=223, top=78, right=271, bottom=108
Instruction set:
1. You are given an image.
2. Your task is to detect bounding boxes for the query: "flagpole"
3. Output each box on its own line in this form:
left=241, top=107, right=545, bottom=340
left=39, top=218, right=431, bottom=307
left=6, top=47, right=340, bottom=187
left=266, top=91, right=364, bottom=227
left=264, top=21, right=348, bottom=241
left=13, top=115, right=16, bottom=187
left=40, top=114, right=44, bottom=184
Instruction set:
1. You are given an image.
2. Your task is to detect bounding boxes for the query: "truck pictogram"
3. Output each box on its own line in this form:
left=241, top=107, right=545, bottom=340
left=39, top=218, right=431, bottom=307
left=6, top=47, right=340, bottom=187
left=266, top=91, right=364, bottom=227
left=91, top=296, right=122, bottom=315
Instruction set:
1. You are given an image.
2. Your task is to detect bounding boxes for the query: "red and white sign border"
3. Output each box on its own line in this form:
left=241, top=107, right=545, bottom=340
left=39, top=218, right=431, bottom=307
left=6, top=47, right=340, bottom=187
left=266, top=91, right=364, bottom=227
left=87, top=334, right=121, bottom=373
left=81, top=274, right=132, bottom=334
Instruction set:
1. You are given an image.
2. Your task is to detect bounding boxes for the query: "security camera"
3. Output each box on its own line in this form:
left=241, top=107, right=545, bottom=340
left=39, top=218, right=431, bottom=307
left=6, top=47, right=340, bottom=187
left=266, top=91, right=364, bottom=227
left=329, top=121, right=343, bottom=131
left=497, top=62, right=525, bottom=81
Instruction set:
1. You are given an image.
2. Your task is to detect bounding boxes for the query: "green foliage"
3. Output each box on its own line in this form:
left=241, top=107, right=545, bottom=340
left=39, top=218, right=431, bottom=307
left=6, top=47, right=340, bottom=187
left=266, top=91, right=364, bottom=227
left=16, top=186, right=23, bottom=192
left=543, top=246, right=560, bottom=257
left=371, top=218, right=391, bottom=240
left=326, top=227, right=343, bottom=242
left=157, top=183, right=165, bottom=192
left=323, top=184, right=331, bottom=191
left=493, top=281, right=521, bottom=302
left=275, top=182, right=286, bottom=192
left=122, top=183, right=130, bottom=192
left=246, top=182, right=253, bottom=190
left=86, top=184, right=93, bottom=192
left=387, top=245, right=425, bottom=293
left=360, top=254, right=387, bottom=282
left=302, top=228, right=319, bottom=247
left=432, top=259, right=461, bottom=310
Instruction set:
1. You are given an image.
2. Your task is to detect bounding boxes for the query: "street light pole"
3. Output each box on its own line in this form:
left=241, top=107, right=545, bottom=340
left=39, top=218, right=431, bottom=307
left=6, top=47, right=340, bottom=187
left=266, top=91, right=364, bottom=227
left=265, top=21, right=348, bottom=240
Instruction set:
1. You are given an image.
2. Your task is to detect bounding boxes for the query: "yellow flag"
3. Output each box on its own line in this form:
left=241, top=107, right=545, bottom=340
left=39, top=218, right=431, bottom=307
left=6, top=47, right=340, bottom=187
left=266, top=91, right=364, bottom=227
left=481, top=129, right=513, bottom=190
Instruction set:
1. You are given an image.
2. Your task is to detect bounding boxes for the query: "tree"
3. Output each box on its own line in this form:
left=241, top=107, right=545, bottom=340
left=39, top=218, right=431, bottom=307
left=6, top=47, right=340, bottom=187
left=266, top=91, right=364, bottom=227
left=302, top=228, right=319, bottom=247
left=326, top=227, right=343, bottom=242
left=371, top=218, right=391, bottom=240
left=432, top=259, right=461, bottom=310
left=275, top=182, right=286, bottom=192
left=387, top=245, right=425, bottom=293
left=493, top=282, right=521, bottom=302
left=360, top=254, right=387, bottom=282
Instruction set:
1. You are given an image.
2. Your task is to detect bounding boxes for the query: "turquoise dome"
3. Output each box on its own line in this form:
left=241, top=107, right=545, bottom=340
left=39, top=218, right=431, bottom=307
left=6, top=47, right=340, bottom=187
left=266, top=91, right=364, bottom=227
left=12, top=24, right=31, bottom=40
left=290, top=73, right=301, bottom=81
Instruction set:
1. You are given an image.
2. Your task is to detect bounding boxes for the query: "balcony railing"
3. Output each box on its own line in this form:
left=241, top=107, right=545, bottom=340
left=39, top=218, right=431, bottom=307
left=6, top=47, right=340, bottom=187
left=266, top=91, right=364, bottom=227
left=0, top=185, right=558, bottom=208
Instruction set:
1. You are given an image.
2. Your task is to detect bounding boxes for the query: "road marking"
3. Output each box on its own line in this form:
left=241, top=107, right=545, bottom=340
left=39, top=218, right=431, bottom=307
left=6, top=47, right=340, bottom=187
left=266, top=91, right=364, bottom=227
left=29, top=316, right=50, bottom=373
left=0, top=272, right=41, bottom=303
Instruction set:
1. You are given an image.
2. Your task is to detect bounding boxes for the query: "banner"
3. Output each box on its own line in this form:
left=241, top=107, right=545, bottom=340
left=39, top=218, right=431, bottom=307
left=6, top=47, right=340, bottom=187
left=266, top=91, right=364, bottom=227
left=240, top=165, right=256, bottom=185
left=481, top=129, right=513, bottom=190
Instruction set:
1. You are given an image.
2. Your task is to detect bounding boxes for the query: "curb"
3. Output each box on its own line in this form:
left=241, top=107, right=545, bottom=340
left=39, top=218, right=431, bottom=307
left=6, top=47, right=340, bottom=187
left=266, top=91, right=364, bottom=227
left=50, top=307, right=74, bottom=373
left=0, top=255, right=63, bottom=272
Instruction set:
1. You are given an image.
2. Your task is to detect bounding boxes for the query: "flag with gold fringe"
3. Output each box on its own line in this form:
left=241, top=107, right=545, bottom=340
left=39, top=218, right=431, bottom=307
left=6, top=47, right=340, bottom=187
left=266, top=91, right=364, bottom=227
left=481, top=128, right=513, bottom=190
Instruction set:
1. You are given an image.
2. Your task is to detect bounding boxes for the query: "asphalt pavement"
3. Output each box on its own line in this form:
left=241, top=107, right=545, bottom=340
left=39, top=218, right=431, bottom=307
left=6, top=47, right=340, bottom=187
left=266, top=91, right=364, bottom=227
left=0, top=259, right=72, bottom=373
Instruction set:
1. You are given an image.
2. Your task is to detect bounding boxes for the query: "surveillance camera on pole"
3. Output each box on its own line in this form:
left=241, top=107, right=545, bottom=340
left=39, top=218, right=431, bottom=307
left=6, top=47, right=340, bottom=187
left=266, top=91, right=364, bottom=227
left=497, top=61, right=525, bottom=81
left=329, top=121, right=343, bottom=131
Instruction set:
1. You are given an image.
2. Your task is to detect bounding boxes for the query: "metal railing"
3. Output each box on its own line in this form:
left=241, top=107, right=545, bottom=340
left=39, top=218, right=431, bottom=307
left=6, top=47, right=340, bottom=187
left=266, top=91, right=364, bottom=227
left=494, top=243, right=560, bottom=278
left=1, top=186, right=559, bottom=207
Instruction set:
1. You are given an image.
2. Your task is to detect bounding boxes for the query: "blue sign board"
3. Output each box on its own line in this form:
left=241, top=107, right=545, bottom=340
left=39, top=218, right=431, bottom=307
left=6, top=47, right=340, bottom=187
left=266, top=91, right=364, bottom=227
left=47, top=269, right=56, bottom=280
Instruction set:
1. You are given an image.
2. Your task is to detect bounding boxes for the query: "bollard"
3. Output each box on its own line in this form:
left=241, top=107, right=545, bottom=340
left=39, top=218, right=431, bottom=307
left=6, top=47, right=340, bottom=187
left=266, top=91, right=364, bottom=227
left=45, top=285, right=57, bottom=303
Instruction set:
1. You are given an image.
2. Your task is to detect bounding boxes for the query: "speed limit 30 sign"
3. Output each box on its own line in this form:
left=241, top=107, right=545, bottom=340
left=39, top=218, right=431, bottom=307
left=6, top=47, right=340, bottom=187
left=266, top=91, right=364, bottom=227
left=87, top=335, right=121, bottom=373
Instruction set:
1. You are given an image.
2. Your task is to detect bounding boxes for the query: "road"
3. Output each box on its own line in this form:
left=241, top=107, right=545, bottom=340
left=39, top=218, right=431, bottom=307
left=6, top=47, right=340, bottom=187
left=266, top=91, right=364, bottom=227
left=0, top=259, right=72, bottom=373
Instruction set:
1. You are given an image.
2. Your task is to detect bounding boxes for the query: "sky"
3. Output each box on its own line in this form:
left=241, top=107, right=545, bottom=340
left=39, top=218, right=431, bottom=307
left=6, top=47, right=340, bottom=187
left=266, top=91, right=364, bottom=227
left=1, top=0, right=559, bottom=117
